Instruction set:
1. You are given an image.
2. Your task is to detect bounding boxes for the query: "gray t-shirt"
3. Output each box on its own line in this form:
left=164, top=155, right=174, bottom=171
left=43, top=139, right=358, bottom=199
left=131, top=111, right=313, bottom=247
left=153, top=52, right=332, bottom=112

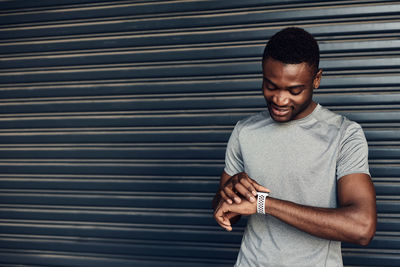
left=224, top=104, right=370, bottom=267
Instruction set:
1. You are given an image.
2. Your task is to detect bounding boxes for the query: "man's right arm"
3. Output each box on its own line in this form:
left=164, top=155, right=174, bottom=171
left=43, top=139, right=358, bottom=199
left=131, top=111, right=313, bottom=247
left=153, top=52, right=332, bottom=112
left=212, top=171, right=247, bottom=225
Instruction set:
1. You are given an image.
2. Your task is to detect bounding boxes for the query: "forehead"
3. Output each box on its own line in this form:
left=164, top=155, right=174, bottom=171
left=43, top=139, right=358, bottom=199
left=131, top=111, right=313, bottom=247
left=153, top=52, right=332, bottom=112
left=262, top=58, right=315, bottom=83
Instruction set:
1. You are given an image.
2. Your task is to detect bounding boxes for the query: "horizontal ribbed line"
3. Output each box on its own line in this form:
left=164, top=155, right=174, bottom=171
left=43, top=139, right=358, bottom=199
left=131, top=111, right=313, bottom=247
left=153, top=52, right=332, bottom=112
left=0, top=219, right=218, bottom=230
left=373, top=178, right=400, bottom=183
left=0, top=143, right=396, bottom=150
left=0, top=94, right=399, bottom=106
left=0, top=142, right=227, bottom=147
left=0, top=158, right=223, bottom=163
left=1, top=176, right=398, bottom=185
left=0, top=232, right=396, bottom=247
left=0, top=89, right=399, bottom=102
left=0, top=127, right=396, bottom=135
left=0, top=234, right=238, bottom=249
left=2, top=9, right=398, bottom=40
left=0, top=72, right=398, bottom=87
left=0, top=162, right=395, bottom=168
left=1, top=0, right=391, bottom=15
left=2, top=158, right=392, bottom=165
left=0, top=204, right=212, bottom=213
left=0, top=250, right=236, bottom=267
left=0, top=86, right=399, bottom=97
left=0, top=146, right=223, bottom=151
left=0, top=126, right=233, bottom=131
left=1, top=3, right=399, bottom=37
left=0, top=0, right=220, bottom=18
left=0, top=161, right=396, bottom=167
left=1, top=212, right=398, bottom=224
left=0, top=129, right=231, bottom=136
left=2, top=1, right=397, bottom=28
left=0, top=106, right=398, bottom=114
left=0, top=1, right=162, bottom=15
left=0, top=57, right=262, bottom=72
left=0, top=91, right=261, bottom=102
left=0, top=74, right=263, bottom=87
left=0, top=0, right=302, bottom=16
left=376, top=196, right=400, bottom=201
left=0, top=248, right=239, bottom=265
left=0, top=40, right=263, bottom=60
left=0, top=143, right=397, bottom=149
left=0, top=191, right=213, bottom=199
left=0, top=178, right=217, bottom=184
left=0, top=109, right=260, bottom=118
left=0, top=174, right=219, bottom=182
left=1, top=56, right=400, bottom=73
left=2, top=20, right=400, bottom=47
left=3, top=69, right=400, bottom=79
left=370, top=161, right=400, bottom=166
left=342, top=248, right=400, bottom=256
left=1, top=51, right=399, bottom=70
left=0, top=113, right=398, bottom=126
left=0, top=0, right=390, bottom=20
left=0, top=74, right=398, bottom=88
left=2, top=38, right=400, bottom=62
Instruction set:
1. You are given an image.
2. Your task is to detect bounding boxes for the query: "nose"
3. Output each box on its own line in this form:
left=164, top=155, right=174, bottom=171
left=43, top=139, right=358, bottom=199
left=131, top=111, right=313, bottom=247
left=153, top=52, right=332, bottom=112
left=272, top=90, right=289, bottom=106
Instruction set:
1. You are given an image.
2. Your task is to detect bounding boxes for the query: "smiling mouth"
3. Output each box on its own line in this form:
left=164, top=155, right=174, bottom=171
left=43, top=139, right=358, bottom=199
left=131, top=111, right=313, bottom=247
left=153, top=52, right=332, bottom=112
left=270, top=103, right=291, bottom=116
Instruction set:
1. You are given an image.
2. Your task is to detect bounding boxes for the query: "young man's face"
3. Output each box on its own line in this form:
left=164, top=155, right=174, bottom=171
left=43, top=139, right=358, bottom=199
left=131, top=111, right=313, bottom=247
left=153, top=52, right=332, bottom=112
left=262, top=57, right=322, bottom=123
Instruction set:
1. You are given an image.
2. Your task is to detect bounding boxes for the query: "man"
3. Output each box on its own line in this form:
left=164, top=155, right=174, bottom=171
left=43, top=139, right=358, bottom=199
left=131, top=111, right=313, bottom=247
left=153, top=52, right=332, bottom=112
left=213, top=27, right=376, bottom=267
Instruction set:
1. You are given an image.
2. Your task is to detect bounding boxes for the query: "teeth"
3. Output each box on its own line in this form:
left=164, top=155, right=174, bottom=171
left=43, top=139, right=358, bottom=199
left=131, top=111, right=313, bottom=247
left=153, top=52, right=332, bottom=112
left=272, top=105, right=289, bottom=116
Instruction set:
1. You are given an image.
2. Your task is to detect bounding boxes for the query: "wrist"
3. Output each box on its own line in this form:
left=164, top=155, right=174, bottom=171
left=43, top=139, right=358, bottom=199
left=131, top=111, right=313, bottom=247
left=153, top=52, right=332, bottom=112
left=257, top=192, right=269, bottom=214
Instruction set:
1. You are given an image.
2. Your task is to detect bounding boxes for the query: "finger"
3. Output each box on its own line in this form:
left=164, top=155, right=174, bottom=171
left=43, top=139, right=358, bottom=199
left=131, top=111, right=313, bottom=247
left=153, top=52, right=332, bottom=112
left=219, top=214, right=233, bottom=231
left=214, top=208, right=232, bottom=231
left=235, top=182, right=256, bottom=203
left=223, top=186, right=241, bottom=204
left=220, top=189, right=233, bottom=204
left=250, top=179, right=270, bottom=193
left=237, top=176, right=258, bottom=197
left=224, top=224, right=233, bottom=232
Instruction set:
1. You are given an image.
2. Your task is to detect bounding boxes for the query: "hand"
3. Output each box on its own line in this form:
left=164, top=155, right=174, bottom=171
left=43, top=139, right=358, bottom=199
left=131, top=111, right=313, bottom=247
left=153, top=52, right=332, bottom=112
left=214, top=198, right=256, bottom=231
left=220, top=172, right=270, bottom=204
left=212, top=191, right=242, bottom=225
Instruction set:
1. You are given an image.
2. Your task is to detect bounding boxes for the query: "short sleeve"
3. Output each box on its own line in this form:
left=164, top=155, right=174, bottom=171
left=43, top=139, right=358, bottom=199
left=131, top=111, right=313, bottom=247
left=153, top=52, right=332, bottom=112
left=224, top=122, right=244, bottom=176
left=336, top=121, right=370, bottom=180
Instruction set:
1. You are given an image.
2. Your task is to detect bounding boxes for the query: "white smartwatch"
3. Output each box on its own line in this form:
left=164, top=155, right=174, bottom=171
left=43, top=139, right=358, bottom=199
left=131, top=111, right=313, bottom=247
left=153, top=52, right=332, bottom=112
left=257, top=192, right=269, bottom=214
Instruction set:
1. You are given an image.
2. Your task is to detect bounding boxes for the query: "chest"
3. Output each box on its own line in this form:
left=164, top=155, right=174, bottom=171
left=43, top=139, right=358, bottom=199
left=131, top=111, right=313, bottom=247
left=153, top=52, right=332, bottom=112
left=239, top=123, right=340, bottom=207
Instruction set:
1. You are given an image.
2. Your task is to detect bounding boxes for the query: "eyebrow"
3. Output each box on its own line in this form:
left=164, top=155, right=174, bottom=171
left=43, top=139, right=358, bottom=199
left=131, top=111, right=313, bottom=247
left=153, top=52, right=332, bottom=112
left=263, top=77, right=305, bottom=90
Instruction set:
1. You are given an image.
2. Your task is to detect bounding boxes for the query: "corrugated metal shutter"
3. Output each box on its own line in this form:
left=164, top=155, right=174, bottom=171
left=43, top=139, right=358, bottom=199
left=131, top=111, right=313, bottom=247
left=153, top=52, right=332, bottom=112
left=0, top=0, right=399, bottom=266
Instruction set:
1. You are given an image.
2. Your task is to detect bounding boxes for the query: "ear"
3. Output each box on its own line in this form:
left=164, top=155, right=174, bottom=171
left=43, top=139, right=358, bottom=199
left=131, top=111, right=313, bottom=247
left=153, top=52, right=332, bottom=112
left=313, top=69, right=323, bottom=89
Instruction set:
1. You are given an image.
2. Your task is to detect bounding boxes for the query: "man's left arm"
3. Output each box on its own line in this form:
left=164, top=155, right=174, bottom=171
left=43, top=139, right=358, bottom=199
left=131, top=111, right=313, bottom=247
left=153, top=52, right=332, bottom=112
left=264, top=172, right=376, bottom=245
left=215, top=172, right=376, bottom=246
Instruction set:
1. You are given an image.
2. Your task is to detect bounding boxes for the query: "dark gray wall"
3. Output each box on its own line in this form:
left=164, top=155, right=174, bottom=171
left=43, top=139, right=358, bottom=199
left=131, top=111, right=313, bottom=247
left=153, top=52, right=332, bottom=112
left=0, top=1, right=399, bottom=266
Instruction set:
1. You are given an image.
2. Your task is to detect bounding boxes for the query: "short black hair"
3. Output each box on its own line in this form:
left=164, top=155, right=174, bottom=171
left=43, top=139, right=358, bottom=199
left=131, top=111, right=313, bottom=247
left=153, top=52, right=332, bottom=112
left=263, top=27, right=320, bottom=71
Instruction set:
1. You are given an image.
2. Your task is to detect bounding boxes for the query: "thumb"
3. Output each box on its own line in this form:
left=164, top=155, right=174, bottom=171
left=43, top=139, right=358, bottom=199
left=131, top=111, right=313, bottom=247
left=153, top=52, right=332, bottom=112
left=225, top=211, right=239, bottom=220
left=250, top=179, right=270, bottom=193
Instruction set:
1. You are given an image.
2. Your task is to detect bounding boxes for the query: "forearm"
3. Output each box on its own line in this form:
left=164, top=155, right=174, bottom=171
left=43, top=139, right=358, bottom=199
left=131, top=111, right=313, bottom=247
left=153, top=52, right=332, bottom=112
left=265, top=197, right=376, bottom=245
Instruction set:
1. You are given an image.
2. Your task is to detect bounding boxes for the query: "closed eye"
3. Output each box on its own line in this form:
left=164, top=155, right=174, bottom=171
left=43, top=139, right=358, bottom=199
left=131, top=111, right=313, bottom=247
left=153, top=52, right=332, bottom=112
left=289, top=88, right=304, bottom=95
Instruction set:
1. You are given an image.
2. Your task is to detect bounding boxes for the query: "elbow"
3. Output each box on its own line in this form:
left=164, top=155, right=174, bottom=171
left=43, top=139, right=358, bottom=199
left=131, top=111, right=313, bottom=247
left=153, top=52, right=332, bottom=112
left=357, top=230, right=375, bottom=246
left=355, top=217, right=376, bottom=246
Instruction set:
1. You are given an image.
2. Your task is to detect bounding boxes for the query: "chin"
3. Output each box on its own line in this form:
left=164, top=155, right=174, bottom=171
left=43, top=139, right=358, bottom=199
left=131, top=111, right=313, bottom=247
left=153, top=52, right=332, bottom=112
left=271, top=116, right=291, bottom=123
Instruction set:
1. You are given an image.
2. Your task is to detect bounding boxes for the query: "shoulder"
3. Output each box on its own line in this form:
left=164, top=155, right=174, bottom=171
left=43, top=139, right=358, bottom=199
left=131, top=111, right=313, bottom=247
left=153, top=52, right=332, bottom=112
left=233, top=111, right=271, bottom=134
left=314, top=105, right=364, bottom=137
